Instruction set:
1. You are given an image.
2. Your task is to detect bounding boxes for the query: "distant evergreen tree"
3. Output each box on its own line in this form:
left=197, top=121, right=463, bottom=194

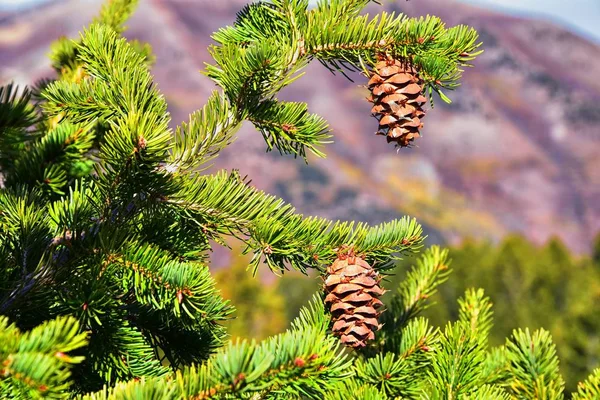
left=592, top=233, right=600, bottom=265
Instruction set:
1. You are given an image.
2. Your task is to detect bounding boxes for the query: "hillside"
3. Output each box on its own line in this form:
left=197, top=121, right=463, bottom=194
left=1, top=0, right=599, bottom=253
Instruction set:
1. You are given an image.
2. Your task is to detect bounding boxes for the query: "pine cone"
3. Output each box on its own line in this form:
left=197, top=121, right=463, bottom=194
left=324, top=252, right=384, bottom=348
left=367, top=58, right=427, bottom=148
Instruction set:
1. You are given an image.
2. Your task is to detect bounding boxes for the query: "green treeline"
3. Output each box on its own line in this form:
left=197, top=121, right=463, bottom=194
left=418, top=235, right=600, bottom=393
left=221, top=234, right=600, bottom=393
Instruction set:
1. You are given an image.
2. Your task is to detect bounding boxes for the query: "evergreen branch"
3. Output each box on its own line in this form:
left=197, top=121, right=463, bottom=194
left=394, top=318, right=438, bottom=397
left=0, top=83, right=38, bottom=131
left=463, top=385, right=511, bottom=400
left=458, top=288, right=494, bottom=347
left=78, top=377, right=177, bottom=400
left=205, top=40, right=306, bottom=109
left=139, top=315, right=226, bottom=369
left=306, top=9, right=482, bottom=100
left=93, top=0, right=139, bottom=34
left=41, top=79, right=113, bottom=125
left=5, top=122, right=96, bottom=195
left=46, top=180, right=99, bottom=240
left=248, top=99, right=331, bottom=158
left=0, top=316, right=87, bottom=399
left=206, top=27, right=311, bottom=157
left=358, top=317, right=437, bottom=397
left=313, top=0, right=376, bottom=19
left=49, top=37, right=80, bottom=74
left=572, top=368, right=600, bottom=400
left=0, top=84, right=39, bottom=173
left=84, top=296, right=338, bottom=398
left=504, top=328, right=565, bottom=399
left=30, top=78, right=56, bottom=102
left=105, top=242, right=234, bottom=324
left=178, top=297, right=350, bottom=399
left=166, top=91, right=241, bottom=173
left=424, top=321, right=487, bottom=399
left=43, top=24, right=171, bottom=170
left=0, top=188, right=53, bottom=309
left=289, top=294, right=330, bottom=333
left=174, top=171, right=422, bottom=274
left=354, top=352, right=414, bottom=398
left=324, top=380, right=386, bottom=400
left=80, top=318, right=171, bottom=387
left=398, top=317, right=437, bottom=363
left=212, top=2, right=287, bottom=46
left=49, top=1, right=151, bottom=77
left=173, top=170, right=293, bottom=235
left=481, top=347, right=511, bottom=387
left=377, top=246, right=450, bottom=350
left=76, top=24, right=171, bottom=164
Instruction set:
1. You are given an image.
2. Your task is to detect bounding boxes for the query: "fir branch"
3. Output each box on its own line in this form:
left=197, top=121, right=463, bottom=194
left=93, top=0, right=139, bottom=34
left=5, top=122, right=96, bottom=196
left=0, top=84, right=39, bottom=173
left=212, top=2, right=287, bottom=46
left=83, top=296, right=345, bottom=399
left=79, top=318, right=171, bottom=389
left=178, top=296, right=350, bottom=399
left=166, top=91, right=241, bottom=173
left=0, top=316, right=87, bottom=399
left=354, top=352, right=414, bottom=398
left=572, top=368, right=600, bottom=400
left=504, top=328, right=565, bottom=399
left=43, top=24, right=172, bottom=171
left=324, top=380, right=386, bottom=400
left=312, top=0, right=376, bottom=19
left=0, top=83, right=38, bottom=131
left=49, top=37, right=80, bottom=74
left=173, top=170, right=422, bottom=274
left=481, top=346, right=511, bottom=387
left=104, top=242, right=234, bottom=324
left=0, top=188, right=53, bottom=305
left=305, top=8, right=482, bottom=99
left=248, top=99, right=331, bottom=158
left=377, top=246, right=450, bottom=352
left=77, top=377, right=176, bottom=400
left=424, top=321, right=487, bottom=399
left=458, top=288, right=494, bottom=347
left=462, top=385, right=511, bottom=400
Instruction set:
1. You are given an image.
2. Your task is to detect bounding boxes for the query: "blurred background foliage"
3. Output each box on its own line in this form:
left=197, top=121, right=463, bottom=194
left=215, top=234, right=600, bottom=393
left=214, top=246, right=289, bottom=341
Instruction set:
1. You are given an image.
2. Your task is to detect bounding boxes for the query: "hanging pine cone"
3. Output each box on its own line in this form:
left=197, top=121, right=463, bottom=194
left=366, top=57, right=427, bottom=148
left=324, top=250, right=385, bottom=348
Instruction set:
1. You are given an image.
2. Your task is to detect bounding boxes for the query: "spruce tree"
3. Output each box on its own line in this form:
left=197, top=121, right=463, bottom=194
left=1, top=0, right=598, bottom=398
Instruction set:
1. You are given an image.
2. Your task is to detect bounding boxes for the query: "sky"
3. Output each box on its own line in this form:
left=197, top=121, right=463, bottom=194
left=458, top=0, right=600, bottom=43
left=1, top=0, right=599, bottom=43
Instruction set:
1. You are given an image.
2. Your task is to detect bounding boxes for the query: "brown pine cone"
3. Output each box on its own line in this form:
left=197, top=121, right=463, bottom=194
left=324, top=251, right=385, bottom=348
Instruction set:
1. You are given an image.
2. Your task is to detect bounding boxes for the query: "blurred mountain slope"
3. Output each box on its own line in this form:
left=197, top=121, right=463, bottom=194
left=1, top=0, right=599, bottom=252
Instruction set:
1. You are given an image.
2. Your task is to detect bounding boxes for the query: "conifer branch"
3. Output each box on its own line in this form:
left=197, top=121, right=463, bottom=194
left=424, top=321, right=487, bottom=398
left=93, top=0, right=139, bottom=34
left=166, top=92, right=241, bottom=173
left=173, top=170, right=423, bottom=274
left=458, top=288, right=494, bottom=347
left=0, top=316, right=87, bottom=398
left=504, top=329, right=565, bottom=399
left=572, top=368, right=600, bottom=400
left=376, top=246, right=449, bottom=352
